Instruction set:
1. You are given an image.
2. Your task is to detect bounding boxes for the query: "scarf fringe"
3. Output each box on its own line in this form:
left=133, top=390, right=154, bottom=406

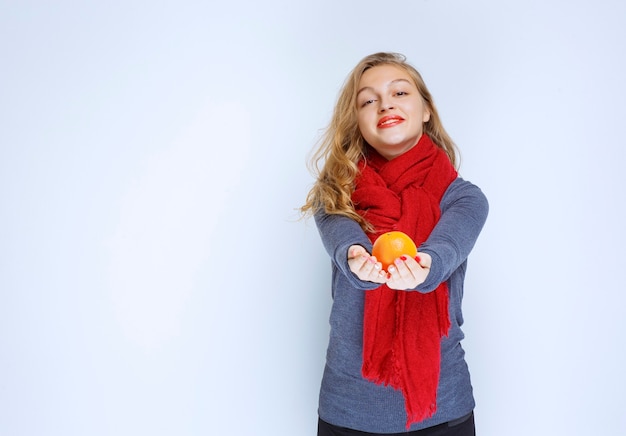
left=406, top=404, right=437, bottom=430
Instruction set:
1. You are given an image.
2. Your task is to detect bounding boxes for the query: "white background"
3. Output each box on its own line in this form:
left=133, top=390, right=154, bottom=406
left=1, top=1, right=625, bottom=435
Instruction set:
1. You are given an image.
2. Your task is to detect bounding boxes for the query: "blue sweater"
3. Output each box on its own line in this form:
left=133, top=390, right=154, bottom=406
left=315, top=177, right=489, bottom=433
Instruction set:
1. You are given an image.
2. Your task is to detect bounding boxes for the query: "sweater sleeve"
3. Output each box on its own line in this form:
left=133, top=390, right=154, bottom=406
left=314, top=212, right=382, bottom=291
left=415, top=178, right=489, bottom=293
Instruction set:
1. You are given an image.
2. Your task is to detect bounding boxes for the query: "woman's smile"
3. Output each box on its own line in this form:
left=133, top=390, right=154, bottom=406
left=377, top=115, right=405, bottom=128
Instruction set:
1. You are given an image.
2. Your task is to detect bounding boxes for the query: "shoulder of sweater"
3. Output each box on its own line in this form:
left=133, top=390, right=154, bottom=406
left=442, top=177, right=488, bottom=206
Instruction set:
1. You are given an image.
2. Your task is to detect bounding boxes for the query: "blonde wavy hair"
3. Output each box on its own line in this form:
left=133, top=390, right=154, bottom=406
left=301, top=52, right=459, bottom=230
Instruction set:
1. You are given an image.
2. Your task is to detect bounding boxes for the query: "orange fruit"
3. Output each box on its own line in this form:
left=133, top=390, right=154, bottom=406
left=371, top=231, right=417, bottom=272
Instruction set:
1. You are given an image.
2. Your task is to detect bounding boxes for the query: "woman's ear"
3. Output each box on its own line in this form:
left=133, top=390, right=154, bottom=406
left=422, top=108, right=431, bottom=123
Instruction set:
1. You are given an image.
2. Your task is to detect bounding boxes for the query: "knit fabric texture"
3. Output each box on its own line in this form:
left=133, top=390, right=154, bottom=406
left=352, top=135, right=458, bottom=428
left=315, top=177, right=488, bottom=433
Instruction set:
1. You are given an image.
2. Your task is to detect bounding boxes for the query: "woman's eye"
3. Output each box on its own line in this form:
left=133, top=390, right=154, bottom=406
left=361, top=99, right=375, bottom=107
left=395, top=91, right=408, bottom=96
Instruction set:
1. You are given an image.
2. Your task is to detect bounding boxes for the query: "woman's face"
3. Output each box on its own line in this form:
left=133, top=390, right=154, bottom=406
left=356, top=64, right=430, bottom=160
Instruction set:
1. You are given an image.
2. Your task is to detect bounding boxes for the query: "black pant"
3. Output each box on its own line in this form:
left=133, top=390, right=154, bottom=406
left=318, top=412, right=475, bottom=436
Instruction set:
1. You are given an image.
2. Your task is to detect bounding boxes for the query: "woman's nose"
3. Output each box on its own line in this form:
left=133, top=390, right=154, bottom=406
left=378, top=100, right=394, bottom=112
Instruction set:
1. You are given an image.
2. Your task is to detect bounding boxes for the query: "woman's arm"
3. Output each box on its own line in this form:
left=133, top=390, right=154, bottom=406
left=314, top=212, right=385, bottom=289
left=415, top=179, right=489, bottom=293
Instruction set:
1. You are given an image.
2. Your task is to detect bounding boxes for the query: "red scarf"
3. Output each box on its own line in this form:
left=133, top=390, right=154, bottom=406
left=352, top=134, right=457, bottom=429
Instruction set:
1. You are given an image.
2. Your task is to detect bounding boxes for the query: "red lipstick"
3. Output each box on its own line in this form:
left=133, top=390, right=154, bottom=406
left=377, top=115, right=404, bottom=128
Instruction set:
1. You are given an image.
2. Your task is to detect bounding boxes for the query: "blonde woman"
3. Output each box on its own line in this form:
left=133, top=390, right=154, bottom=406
left=302, top=52, right=488, bottom=435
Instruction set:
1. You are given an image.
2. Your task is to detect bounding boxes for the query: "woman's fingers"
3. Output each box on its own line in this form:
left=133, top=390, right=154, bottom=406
left=387, top=253, right=430, bottom=290
left=348, top=245, right=386, bottom=283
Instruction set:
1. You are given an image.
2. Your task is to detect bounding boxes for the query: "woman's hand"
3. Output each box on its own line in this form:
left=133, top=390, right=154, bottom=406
left=347, top=245, right=387, bottom=284
left=386, top=252, right=432, bottom=290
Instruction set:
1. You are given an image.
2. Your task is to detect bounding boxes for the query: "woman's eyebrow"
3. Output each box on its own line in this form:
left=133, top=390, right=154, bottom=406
left=356, top=78, right=412, bottom=97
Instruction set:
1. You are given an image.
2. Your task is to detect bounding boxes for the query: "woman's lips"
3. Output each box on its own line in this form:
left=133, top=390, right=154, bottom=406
left=377, top=115, right=404, bottom=128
